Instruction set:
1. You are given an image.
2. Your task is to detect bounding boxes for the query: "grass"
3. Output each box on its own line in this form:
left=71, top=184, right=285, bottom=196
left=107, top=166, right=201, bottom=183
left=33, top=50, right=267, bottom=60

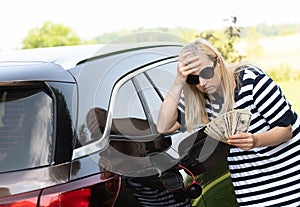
left=241, top=33, right=300, bottom=113
left=193, top=172, right=238, bottom=207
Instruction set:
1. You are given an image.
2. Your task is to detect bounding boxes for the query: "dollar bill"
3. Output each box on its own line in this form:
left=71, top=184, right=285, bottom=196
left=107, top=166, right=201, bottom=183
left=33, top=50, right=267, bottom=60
left=204, top=109, right=252, bottom=143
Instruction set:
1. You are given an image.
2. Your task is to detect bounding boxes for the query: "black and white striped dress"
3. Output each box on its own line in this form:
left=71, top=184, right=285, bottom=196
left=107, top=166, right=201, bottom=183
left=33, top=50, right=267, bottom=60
left=222, top=65, right=300, bottom=206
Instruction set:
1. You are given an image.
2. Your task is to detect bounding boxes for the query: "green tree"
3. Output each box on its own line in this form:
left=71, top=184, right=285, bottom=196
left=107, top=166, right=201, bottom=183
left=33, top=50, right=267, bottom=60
left=93, top=27, right=199, bottom=44
left=22, top=21, right=82, bottom=49
left=196, top=16, right=244, bottom=63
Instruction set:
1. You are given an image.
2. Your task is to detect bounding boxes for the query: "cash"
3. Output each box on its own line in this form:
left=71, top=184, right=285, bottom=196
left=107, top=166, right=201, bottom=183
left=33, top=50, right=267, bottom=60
left=204, top=109, right=252, bottom=143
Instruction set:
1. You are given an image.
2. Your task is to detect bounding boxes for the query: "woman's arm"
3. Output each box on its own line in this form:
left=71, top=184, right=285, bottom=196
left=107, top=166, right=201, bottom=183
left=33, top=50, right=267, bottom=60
left=157, top=54, right=200, bottom=134
left=156, top=77, right=184, bottom=134
left=228, top=125, right=293, bottom=150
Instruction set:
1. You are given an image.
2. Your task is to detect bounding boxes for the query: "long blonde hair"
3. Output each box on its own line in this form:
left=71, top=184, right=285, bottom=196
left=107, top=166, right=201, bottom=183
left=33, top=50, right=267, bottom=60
left=183, top=39, right=237, bottom=131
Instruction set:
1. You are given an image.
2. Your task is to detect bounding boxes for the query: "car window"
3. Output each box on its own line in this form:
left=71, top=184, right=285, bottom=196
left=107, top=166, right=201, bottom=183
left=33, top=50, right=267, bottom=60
left=135, top=61, right=193, bottom=158
left=133, top=73, right=163, bottom=128
left=145, top=61, right=186, bottom=115
left=0, top=84, right=53, bottom=173
left=145, top=61, right=178, bottom=98
left=110, top=61, right=183, bottom=137
left=113, top=79, right=146, bottom=120
left=112, top=79, right=151, bottom=136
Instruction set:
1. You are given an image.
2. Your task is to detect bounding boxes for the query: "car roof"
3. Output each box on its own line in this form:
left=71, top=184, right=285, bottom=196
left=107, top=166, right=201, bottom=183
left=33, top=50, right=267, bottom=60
left=0, top=42, right=183, bottom=70
left=0, top=42, right=183, bottom=82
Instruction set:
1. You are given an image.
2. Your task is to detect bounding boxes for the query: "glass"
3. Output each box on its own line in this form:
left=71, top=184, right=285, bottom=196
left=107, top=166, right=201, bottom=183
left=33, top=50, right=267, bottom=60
left=0, top=85, right=53, bottom=172
left=112, top=79, right=151, bottom=136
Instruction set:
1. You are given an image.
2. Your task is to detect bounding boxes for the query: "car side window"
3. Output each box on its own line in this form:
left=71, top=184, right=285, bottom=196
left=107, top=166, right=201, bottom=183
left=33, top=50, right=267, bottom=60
left=111, top=61, right=183, bottom=137
left=112, top=79, right=151, bottom=136
left=143, top=61, right=185, bottom=127
left=145, top=62, right=178, bottom=98
left=133, top=73, right=167, bottom=128
left=0, top=85, right=53, bottom=173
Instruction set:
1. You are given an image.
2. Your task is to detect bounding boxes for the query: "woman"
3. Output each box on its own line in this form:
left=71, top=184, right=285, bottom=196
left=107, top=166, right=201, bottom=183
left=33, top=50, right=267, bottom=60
left=157, top=39, right=300, bottom=206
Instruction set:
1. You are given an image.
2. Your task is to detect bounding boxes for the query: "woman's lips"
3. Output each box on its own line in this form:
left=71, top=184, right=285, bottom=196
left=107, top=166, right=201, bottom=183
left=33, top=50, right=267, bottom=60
left=202, top=87, right=213, bottom=93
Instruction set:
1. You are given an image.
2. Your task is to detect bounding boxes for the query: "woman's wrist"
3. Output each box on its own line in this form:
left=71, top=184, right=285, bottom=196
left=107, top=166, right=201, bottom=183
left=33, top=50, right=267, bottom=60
left=174, top=76, right=186, bottom=88
left=252, top=134, right=260, bottom=148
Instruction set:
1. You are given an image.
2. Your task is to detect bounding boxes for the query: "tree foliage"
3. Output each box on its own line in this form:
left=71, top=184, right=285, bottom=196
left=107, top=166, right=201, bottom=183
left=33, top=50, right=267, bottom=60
left=93, top=27, right=199, bottom=44
left=92, top=23, right=300, bottom=45
left=196, top=16, right=244, bottom=63
left=22, top=21, right=81, bottom=49
left=255, top=23, right=300, bottom=36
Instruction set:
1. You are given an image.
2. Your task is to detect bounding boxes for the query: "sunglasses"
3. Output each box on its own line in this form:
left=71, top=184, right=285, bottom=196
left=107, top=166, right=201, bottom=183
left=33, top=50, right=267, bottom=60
left=186, top=60, right=217, bottom=85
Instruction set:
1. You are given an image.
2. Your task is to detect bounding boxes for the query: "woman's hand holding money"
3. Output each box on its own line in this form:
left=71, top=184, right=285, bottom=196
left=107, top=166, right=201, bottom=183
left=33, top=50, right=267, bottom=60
left=227, top=133, right=257, bottom=150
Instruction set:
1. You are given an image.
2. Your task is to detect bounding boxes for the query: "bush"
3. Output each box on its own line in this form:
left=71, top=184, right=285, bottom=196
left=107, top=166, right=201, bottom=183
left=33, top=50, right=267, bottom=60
left=266, top=65, right=300, bottom=82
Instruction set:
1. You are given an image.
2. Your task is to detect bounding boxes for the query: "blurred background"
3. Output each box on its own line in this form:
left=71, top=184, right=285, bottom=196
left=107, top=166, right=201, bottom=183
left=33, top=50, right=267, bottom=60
left=1, top=0, right=299, bottom=112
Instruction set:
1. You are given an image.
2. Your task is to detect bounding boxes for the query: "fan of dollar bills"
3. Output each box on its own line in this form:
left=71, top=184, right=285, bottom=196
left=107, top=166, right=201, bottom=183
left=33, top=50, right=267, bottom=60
left=204, top=109, right=252, bottom=143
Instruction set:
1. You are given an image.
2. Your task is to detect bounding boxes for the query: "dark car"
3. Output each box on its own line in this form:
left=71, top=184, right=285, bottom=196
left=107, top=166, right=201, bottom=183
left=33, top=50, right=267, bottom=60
left=0, top=38, right=238, bottom=206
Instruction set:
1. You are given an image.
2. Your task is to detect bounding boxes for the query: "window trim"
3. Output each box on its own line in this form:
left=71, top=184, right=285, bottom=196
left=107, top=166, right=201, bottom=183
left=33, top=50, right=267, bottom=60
left=131, top=77, right=157, bottom=134
left=72, top=57, right=178, bottom=160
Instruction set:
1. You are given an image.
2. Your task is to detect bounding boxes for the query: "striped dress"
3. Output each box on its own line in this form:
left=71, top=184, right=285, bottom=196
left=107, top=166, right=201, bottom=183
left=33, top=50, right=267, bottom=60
left=223, top=65, right=300, bottom=206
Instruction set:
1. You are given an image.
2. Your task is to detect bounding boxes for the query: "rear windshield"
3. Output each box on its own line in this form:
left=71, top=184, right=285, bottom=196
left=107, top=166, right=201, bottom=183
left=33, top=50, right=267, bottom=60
left=0, top=83, right=53, bottom=173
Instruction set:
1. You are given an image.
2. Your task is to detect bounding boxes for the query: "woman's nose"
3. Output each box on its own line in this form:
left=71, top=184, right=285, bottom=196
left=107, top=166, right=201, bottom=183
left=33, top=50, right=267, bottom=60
left=199, top=77, right=206, bottom=86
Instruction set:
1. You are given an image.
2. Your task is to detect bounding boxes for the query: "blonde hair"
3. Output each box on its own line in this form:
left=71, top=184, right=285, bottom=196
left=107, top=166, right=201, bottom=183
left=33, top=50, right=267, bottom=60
left=183, top=39, right=237, bottom=131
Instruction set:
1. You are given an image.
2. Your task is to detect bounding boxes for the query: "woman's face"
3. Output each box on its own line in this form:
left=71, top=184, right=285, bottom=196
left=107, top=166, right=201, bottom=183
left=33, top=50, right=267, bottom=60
left=190, top=59, right=222, bottom=94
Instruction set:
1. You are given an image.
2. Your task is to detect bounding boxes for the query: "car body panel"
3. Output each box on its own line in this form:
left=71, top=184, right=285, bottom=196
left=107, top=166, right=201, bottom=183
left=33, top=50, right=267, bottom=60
left=0, top=163, right=70, bottom=196
left=0, top=63, right=75, bottom=82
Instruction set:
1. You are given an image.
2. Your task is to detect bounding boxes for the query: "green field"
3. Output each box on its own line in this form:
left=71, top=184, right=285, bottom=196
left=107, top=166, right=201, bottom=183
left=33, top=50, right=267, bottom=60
left=278, top=80, right=300, bottom=114
left=241, top=33, right=300, bottom=113
left=240, top=33, right=300, bottom=71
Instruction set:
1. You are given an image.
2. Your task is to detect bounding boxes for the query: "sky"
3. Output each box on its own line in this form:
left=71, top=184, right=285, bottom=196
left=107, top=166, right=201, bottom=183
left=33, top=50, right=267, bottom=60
left=1, top=0, right=299, bottom=51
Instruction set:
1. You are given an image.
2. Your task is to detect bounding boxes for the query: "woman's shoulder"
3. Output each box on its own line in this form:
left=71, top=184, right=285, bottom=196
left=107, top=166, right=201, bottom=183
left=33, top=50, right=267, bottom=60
left=242, top=64, right=264, bottom=73
left=235, top=63, right=267, bottom=81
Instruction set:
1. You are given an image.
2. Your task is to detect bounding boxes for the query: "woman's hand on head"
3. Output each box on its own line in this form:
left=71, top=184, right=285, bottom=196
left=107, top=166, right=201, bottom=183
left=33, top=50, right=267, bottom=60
left=177, top=56, right=200, bottom=81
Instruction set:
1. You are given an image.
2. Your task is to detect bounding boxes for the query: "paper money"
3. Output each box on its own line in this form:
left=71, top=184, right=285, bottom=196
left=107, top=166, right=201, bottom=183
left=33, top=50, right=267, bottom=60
left=204, top=109, right=252, bottom=143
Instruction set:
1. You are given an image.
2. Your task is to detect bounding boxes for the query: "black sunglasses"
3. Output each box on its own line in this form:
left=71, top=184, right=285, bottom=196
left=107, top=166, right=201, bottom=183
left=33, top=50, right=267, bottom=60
left=186, top=60, right=217, bottom=85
